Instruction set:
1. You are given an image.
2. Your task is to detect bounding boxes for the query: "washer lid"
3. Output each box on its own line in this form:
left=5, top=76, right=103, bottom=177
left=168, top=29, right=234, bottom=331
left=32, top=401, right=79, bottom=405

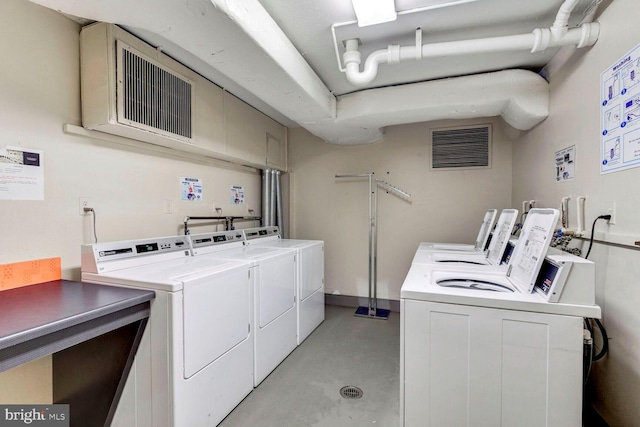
left=83, top=256, right=250, bottom=292
left=486, top=209, right=519, bottom=265
left=507, top=208, right=559, bottom=294
left=251, top=239, right=322, bottom=250
left=198, top=245, right=294, bottom=264
left=474, top=209, right=498, bottom=250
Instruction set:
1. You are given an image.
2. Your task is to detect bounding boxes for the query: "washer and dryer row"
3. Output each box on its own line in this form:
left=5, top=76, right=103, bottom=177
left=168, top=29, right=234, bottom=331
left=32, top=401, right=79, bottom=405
left=81, top=227, right=324, bottom=427
left=400, top=208, right=601, bottom=427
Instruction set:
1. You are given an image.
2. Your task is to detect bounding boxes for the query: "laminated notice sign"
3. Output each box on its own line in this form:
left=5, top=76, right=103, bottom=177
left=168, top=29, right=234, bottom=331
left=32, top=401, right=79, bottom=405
left=0, top=146, right=44, bottom=200
left=555, top=145, right=575, bottom=182
left=230, top=185, right=244, bottom=205
left=180, top=177, right=203, bottom=201
left=600, top=43, right=640, bottom=174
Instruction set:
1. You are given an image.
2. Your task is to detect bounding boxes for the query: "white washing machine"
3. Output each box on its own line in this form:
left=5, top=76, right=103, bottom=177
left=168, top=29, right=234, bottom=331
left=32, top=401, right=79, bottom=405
left=190, top=229, right=297, bottom=386
left=243, top=226, right=324, bottom=345
left=400, top=208, right=601, bottom=427
left=412, top=208, right=518, bottom=267
left=417, top=208, right=497, bottom=252
left=81, top=233, right=254, bottom=427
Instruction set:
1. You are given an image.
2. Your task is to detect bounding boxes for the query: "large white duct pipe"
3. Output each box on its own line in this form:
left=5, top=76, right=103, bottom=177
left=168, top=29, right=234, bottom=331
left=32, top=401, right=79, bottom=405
left=343, top=0, right=599, bottom=87
left=304, top=69, right=549, bottom=145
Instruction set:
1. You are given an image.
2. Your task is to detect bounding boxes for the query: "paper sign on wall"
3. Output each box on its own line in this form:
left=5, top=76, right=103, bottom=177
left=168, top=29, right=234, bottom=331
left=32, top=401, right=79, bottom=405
left=555, top=145, right=575, bottom=182
left=230, top=185, right=245, bottom=205
left=180, top=177, right=203, bottom=201
left=0, top=146, right=44, bottom=200
left=600, top=43, right=640, bottom=174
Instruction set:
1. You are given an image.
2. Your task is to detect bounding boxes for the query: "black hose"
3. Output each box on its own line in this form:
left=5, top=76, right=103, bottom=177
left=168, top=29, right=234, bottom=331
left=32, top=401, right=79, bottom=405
left=585, top=215, right=611, bottom=259
left=592, top=318, right=609, bottom=361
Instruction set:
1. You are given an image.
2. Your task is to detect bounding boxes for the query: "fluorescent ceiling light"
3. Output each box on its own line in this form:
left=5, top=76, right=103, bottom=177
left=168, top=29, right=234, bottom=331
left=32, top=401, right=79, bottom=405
left=351, top=0, right=397, bottom=27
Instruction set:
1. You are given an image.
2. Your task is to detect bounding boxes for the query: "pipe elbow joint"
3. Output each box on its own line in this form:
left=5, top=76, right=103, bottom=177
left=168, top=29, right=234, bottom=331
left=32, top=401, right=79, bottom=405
left=344, top=49, right=388, bottom=87
left=345, top=62, right=377, bottom=86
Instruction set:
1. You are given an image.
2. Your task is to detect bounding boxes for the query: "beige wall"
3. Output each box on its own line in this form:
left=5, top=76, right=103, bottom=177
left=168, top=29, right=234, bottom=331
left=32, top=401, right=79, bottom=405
left=512, top=0, right=640, bottom=424
left=3, top=0, right=635, bottom=424
left=0, top=0, right=264, bottom=275
left=0, top=0, right=266, bottom=403
left=288, top=118, right=513, bottom=301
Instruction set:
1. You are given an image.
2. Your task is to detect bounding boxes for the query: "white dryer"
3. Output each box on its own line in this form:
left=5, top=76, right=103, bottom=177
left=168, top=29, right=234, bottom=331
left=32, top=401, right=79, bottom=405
left=412, top=208, right=518, bottom=267
left=81, top=234, right=254, bottom=427
left=417, top=208, right=497, bottom=252
left=400, top=208, right=601, bottom=427
left=190, top=230, right=297, bottom=386
left=243, top=226, right=324, bottom=345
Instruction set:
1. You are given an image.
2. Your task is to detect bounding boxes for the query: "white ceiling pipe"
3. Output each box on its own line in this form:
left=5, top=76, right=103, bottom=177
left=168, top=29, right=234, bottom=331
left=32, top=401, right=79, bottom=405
left=343, top=0, right=599, bottom=87
left=552, top=0, right=580, bottom=35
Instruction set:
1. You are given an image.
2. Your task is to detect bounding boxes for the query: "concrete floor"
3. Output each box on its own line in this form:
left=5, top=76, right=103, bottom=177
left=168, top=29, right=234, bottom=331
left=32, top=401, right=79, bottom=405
left=219, top=305, right=400, bottom=427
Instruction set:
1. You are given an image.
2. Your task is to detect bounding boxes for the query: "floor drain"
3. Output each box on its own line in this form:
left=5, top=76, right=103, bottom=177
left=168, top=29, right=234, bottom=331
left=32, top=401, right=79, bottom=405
left=340, top=385, right=363, bottom=399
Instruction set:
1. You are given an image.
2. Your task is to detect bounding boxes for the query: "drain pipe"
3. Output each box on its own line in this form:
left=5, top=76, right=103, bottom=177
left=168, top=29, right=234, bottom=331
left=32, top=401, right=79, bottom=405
left=262, top=169, right=270, bottom=227
left=343, top=0, right=599, bottom=87
left=275, top=170, right=283, bottom=229
left=270, top=169, right=277, bottom=226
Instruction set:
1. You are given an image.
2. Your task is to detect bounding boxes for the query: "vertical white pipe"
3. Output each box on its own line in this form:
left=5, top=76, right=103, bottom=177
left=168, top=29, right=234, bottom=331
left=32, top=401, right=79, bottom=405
left=561, top=196, right=571, bottom=229
left=270, top=169, right=277, bottom=226
left=576, top=196, right=586, bottom=236
left=275, top=170, right=283, bottom=229
left=262, top=169, right=270, bottom=226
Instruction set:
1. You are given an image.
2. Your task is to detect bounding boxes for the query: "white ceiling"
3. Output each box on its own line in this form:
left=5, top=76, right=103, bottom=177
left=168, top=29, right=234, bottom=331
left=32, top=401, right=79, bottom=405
left=258, top=0, right=598, bottom=95
left=29, top=0, right=609, bottom=144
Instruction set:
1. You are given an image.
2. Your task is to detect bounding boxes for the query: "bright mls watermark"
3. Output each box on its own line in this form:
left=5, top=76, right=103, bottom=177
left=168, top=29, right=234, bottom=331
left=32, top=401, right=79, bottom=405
left=0, top=405, right=68, bottom=427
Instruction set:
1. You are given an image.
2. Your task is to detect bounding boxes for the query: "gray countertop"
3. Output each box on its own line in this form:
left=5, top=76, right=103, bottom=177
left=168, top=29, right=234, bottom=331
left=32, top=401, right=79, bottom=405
left=0, top=279, right=154, bottom=371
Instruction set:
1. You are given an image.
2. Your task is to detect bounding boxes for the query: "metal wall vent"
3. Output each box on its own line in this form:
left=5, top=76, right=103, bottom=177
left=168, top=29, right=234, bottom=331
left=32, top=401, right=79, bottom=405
left=431, top=125, right=491, bottom=170
left=340, top=386, right=363, bottom=399
left=118, top=42, right=193, bottom=140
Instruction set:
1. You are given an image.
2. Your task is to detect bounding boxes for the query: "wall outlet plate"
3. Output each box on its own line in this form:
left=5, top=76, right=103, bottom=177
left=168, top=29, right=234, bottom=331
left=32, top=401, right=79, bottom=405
left=606, top=200, right=616, bottom=225
left=79, top=197, right=92, bottom=215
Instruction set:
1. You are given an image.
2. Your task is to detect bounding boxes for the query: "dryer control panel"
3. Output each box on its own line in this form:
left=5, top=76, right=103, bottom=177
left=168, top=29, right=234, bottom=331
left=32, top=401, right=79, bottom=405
left=244, top=226, right=280, bottom=241
left=190, top=230, right=245, bottom=249
left=81, top=235, right=192, bottom=273
left=534, top=252, right=595, bottom=305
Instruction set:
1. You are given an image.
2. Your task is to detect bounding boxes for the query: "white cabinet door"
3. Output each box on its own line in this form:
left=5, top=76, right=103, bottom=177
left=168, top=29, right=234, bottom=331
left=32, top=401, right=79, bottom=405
left=401, top=299, right=583, bottom=427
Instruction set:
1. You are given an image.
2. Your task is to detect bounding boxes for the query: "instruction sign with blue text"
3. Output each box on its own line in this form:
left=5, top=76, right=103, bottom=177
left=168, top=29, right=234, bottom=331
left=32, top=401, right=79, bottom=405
left=180, top=177, right=203, bottom=201
left=601, top=43, right=640, bottom=174
left=230, top=185, right=245, bottom=205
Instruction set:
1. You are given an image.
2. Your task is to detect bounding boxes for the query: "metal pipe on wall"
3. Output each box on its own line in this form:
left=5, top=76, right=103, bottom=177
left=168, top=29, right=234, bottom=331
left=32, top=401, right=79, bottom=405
left=262, top=169, right=271, bottom=226
left=275, top=170, right=283, bottom=230
left=270, top=169, right=277, bottom=226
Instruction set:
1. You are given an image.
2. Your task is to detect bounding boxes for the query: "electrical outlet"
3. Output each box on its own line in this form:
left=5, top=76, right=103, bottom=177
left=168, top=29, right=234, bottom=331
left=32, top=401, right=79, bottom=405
left=79, top=197, right=92, bottom=215
left=164, top=199, right=173, bottom=214
left=606, top=200, right=616, bottom=225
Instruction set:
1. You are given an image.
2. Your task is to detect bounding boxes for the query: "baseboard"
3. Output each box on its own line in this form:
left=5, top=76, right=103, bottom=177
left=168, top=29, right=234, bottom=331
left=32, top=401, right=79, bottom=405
left=325, top=294, right=400, bottom=313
